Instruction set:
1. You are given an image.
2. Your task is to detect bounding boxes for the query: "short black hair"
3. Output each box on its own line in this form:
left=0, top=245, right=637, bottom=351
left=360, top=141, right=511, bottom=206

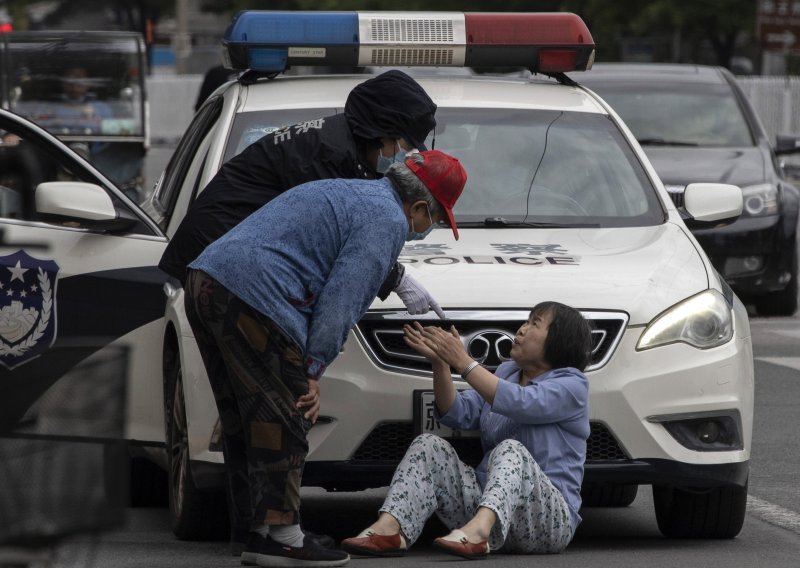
left=531, top=301, right=593, bottom=371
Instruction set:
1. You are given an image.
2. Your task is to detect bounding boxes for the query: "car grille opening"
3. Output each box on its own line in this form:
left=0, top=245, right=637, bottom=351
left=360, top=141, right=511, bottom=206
left=351, top=421, right=628, bottom=465
left=355, top=310, right=627, bottom=375
left=587, top=422, right=628, bottom=460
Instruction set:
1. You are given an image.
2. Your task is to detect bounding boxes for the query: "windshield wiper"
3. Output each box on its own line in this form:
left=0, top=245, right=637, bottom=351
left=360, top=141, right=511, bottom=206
left=482, top=217, right=599, bottom=228
left=637, top=137, right=698, bottom=147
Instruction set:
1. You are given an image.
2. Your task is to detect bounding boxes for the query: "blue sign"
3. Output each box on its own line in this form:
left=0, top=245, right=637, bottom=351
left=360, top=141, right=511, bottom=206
left=0, top=250, right=59, bottom=369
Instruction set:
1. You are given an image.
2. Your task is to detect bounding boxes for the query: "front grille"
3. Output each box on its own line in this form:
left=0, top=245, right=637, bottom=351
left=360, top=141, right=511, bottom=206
left=355, top=310, right=628, bottom=375
left=587, top=422, right=628, bottom=460
left=352, top=422, right=415, bottom=462
left=352, top=421, right=628, bottom=464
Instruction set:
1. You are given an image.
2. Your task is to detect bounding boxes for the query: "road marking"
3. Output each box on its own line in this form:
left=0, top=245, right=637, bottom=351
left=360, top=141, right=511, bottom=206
left=755, top=357, right=800, bottom=372
left=748, top=495, right=800, bottom=535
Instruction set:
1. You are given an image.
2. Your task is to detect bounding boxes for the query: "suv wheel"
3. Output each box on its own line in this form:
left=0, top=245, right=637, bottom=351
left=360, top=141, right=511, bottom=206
left=652, top=481, right=747, bottom=539
left=755, top=250, right=798, bottom=316
left=166, top=362, right=227, bottom=540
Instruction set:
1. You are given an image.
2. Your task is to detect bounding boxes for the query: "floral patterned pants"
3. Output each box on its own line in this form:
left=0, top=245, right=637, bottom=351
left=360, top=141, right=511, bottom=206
left=381, top=433, right=573, bottom=553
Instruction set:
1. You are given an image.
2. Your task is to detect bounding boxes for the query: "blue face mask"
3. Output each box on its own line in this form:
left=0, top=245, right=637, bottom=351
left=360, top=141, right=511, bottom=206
left=376, top=141, right=407, bottom=174
left=406, top=205, right=434, bottom=241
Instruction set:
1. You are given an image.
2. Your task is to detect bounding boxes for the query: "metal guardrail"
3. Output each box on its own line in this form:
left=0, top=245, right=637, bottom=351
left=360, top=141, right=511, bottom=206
left=738, top=76, right=800, bottom=140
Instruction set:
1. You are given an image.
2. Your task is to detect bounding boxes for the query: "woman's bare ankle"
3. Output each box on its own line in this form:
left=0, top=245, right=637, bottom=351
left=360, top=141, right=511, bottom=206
left=371, top=513, right=401, bottom=535
left=459, top=508, right=495, bottom=542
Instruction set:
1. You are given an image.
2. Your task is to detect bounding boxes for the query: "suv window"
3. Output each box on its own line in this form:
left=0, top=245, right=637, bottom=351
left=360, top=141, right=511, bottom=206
left=584, top=81, right=754, bottom=147
left=4, top=35, right=144, bottom=137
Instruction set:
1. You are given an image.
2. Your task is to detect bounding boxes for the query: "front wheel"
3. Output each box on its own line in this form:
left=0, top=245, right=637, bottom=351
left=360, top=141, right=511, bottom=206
left=166, top=362, right=227, bottom=540
left=653, top=481, right=747, bottom=539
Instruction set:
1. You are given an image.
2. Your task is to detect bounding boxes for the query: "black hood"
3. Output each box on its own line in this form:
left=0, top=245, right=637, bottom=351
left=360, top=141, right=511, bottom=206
left=643, top=146, right=767, bottom=187
left=344, top=70, right=437, bottom=150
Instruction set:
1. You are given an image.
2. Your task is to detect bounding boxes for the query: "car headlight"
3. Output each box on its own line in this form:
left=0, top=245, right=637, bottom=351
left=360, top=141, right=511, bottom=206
left=740, top=183, right=778, bottom=217
left=637, top=290, right=733, bottom=351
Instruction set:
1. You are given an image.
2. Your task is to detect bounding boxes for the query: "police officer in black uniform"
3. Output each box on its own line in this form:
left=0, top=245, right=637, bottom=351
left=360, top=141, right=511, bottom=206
left=158, top=69, right=443, bottom=552
left=160, top=70, right=441, bottom=313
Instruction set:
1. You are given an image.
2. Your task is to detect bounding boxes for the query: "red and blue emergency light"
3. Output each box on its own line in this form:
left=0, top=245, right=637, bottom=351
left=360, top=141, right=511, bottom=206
left=223, top=11, right=594, bottom=75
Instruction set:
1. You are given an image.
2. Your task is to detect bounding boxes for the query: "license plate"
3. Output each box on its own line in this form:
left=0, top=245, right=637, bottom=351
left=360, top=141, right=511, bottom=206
left=413, top=390, right=480, bottom=438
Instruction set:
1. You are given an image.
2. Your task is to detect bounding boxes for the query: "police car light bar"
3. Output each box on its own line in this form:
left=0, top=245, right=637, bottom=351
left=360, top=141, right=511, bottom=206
left=223, top=11, right=595, bottom=75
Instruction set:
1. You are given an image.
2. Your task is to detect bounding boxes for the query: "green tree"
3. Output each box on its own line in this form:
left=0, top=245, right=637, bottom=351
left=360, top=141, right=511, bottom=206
left=563, top=0, right=756, bottom=65
left=199, top=0, right=757, bottom=68
left=631, top=0, right=756, bottom=66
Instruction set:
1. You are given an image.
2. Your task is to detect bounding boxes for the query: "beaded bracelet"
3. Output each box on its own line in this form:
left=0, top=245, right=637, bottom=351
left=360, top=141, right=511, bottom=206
left=461, top=360, right=480, bottom=379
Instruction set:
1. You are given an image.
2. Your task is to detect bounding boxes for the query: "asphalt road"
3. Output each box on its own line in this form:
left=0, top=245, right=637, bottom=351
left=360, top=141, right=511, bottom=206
left=2, top=310, right=793, bottom=568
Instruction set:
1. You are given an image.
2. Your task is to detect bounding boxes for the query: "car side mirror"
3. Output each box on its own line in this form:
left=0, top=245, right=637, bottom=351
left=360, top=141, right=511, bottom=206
left=776, top=134, right=800, bottom=155
left=681, top=183, right=743, bottom=230
left=35, top=181, right=137, bottom=233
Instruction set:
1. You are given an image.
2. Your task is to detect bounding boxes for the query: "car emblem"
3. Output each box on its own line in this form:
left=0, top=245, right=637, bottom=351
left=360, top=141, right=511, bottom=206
left=466, top=330, right=514, bottom=370
left=0, top=250, right=60, bottom=369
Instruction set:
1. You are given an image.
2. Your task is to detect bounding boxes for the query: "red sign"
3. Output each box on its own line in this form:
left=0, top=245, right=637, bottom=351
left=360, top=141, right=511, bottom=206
left=758, top=0, right=800, bottom=52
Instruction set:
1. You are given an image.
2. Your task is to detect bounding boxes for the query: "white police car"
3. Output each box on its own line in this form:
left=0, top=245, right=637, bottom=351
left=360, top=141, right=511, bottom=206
left=0, top=11, right=753, bottom=542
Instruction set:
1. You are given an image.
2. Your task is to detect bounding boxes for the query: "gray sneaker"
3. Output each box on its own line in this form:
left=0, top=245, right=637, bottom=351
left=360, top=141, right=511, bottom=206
left=241, top=532, right=338, bottom=565
left=243, top=535, right=349, bottom=567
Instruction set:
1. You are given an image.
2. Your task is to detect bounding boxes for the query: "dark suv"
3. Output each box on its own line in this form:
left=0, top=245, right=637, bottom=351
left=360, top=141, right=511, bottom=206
left=580, top=63, right=800, bottom=316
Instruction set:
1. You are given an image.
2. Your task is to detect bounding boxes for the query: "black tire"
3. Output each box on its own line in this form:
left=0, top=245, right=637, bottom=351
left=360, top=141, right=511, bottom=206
left=652, top=481, right=748, bottom=539
left=166, top=362, right=228, bottom=540
left=580, top=483, right=638, bottom=507
left=755, top=251, right=798, bottom=316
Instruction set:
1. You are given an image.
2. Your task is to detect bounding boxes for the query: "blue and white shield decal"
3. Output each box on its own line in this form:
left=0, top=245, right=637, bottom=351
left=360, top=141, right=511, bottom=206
left=0, top=250, right=59, bottom=369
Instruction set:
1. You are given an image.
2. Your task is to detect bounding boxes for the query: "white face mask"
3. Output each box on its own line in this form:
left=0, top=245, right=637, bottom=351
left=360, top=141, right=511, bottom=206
left=376, top=140, right=407, bottom=173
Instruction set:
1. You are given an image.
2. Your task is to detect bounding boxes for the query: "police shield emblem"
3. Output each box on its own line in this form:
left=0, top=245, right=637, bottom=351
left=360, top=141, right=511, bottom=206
left=0, top=250, right=59, bottom=369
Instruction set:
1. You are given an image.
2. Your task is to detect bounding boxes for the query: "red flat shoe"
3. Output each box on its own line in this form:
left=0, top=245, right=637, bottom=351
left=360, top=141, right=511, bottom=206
left=341, top=529, right=407, bottom=557
left=433, top=529, right=490, bottom=560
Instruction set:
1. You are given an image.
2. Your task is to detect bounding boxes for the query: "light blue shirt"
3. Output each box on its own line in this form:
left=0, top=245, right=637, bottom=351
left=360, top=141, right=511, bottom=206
left=190, top=177, right=408, bottom=378
left=438, top=363, right=590, bottom=535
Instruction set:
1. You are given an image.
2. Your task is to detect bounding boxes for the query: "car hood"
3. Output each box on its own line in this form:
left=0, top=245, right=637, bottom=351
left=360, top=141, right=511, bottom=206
left=642, top=146, right=766, bottom=187
left=377, top=223, right=709, bottom=325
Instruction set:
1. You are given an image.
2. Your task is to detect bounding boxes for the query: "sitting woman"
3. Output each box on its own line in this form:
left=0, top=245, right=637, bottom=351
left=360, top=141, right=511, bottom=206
left=341, top=302, right=593, bottom=559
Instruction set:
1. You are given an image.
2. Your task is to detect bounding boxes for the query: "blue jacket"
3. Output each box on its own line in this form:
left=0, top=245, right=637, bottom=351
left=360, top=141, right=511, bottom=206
left=438, top=362, right=590, bottom=535
left=190, top=177, right=408, bottom=378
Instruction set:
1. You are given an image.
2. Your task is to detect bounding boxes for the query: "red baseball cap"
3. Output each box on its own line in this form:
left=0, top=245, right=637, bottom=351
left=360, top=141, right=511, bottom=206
left=404, top=150, right=467, bottom=240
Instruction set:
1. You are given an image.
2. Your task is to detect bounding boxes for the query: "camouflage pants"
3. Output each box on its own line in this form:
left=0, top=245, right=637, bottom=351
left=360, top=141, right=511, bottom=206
left=184, top=269, right=311, bottom=530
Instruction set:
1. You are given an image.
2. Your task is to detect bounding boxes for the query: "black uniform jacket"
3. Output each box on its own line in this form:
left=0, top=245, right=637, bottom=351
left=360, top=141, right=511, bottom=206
left=159, top=112, right=403, bottom=296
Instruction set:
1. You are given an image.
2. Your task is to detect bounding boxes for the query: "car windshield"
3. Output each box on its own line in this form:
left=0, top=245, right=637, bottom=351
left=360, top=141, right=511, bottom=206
left=224, top=107, right=664, bottom=229
left=582, top=80, right=753, bottom=148
left=1, top=34, right=145, bottom=138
